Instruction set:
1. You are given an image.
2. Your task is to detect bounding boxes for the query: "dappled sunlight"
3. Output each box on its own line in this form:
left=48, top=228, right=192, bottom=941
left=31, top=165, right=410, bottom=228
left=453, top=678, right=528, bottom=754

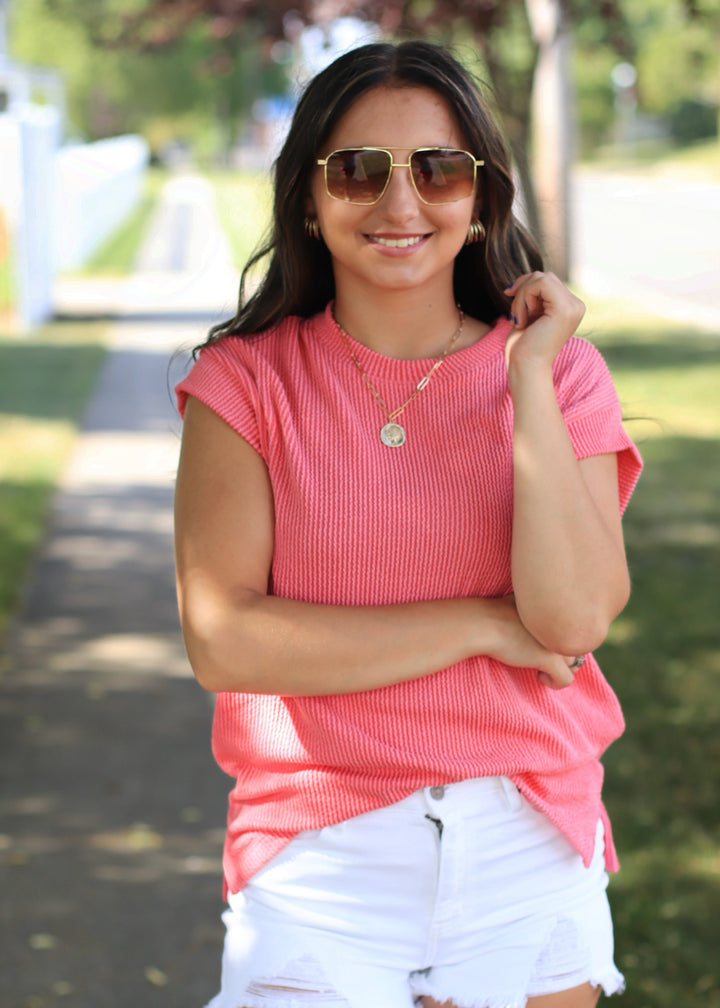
left=64, top=433, right=180, bottom=487
left=53, top=632, right=193, bottom=678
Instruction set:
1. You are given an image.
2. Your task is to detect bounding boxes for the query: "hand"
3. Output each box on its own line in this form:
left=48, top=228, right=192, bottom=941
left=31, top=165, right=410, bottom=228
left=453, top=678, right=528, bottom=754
left=504, top=271, right=585, bottom=373
left=485, top=594, right=582, bottom=691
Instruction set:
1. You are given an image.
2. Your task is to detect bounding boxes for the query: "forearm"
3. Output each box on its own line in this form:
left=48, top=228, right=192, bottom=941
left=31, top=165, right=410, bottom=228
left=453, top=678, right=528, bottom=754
left=510, top=366, right=630, bottom=654
left=178, top=585, right=579, bottom=694
left=179, top=584, right=489, bottom=694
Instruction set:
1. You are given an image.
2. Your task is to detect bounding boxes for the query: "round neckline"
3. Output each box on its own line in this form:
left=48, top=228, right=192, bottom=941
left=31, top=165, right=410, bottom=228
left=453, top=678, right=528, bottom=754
left=317, top=301, right=512, bottom=381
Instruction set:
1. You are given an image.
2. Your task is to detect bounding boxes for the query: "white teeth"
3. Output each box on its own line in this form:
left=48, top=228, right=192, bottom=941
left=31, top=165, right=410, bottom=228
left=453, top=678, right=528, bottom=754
left=372, top=235, right=423, bottom=248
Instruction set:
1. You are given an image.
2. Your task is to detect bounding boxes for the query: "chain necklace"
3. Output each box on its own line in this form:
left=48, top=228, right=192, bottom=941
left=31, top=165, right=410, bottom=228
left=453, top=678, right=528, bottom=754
left=333, top=309, right=464, bottom=447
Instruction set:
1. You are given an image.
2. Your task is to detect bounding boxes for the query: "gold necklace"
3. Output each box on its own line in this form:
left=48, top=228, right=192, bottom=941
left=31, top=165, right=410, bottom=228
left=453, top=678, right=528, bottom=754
left=334, top=309, right=464, bottom=447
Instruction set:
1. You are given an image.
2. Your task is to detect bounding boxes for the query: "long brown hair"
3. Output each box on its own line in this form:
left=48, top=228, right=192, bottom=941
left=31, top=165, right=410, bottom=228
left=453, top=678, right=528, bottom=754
left=201, top=40, right=542, bottom=347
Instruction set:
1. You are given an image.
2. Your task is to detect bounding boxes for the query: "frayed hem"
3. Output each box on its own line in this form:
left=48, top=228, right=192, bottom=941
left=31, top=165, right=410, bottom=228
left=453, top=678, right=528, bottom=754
left=410, top=981, right=527, bottom=1008
left=593, top=967, right=626, bottom=998
left=411, top=970, right=625, bottom=1008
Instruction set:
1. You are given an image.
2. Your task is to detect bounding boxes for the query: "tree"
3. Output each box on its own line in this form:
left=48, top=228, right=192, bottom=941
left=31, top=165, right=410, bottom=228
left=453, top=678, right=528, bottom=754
left=35, top=0, right=718, bottom=274
left=40, top=0, right=577, bottom=272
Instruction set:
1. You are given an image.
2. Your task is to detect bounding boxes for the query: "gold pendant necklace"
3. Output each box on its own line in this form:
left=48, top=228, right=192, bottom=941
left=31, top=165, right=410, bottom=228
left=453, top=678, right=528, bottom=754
left=333, top=310, right=464, bottom=447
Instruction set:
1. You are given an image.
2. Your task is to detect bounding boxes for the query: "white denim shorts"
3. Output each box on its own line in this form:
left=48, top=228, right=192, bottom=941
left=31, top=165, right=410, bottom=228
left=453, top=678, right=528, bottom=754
left=207, top=776, right=625, bottom=1008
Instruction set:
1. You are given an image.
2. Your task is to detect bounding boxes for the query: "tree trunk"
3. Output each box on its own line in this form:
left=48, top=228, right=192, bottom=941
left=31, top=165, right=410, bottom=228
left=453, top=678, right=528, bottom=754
left=525, top=0, right=573, bottom=280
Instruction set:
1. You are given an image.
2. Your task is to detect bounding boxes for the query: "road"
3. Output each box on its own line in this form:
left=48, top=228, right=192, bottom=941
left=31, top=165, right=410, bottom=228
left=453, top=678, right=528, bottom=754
left=572, top=168, right=720, bottom=329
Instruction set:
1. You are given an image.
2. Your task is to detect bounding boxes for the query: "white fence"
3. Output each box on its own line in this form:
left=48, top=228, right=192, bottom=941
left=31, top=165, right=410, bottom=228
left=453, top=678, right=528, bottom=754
left=0, top=103, right=60, bottom=328
left=0, top=104, right=148, bottom=329
left=55, top=134, right=149, bottom=271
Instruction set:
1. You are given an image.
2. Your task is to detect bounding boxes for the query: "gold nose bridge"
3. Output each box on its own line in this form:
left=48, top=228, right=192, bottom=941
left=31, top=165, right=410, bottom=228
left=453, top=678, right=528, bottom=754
left=381, top=160, right=418, bottom=198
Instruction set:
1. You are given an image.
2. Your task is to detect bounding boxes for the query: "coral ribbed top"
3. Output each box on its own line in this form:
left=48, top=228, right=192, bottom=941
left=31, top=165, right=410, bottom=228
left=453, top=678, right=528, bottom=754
left=176, top=303, right=643, bottom=896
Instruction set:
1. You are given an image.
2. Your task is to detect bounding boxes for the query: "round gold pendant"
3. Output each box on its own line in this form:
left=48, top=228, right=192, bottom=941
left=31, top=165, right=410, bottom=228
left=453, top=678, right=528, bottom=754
left=380, top=422, right=406, bottom=447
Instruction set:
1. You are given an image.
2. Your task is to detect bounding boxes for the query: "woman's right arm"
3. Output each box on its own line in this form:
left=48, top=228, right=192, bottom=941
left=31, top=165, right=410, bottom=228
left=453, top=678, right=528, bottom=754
left=174, top=397, right=575, bottom=694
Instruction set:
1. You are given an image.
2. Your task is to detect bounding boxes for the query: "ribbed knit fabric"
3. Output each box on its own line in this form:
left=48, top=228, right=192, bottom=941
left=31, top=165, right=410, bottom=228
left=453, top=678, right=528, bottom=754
left=176, top=302, right=643, bottom=896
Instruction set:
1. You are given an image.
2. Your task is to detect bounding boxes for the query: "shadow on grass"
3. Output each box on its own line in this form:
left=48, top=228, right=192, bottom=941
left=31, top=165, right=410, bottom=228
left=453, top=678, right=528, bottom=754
left=0, top=477, right=56, bottom=621
left=0, top=342, right=106, bottom=422
left=599, top=434, right=720, bottom=1007
left=589, top=330, right=720, bottom=372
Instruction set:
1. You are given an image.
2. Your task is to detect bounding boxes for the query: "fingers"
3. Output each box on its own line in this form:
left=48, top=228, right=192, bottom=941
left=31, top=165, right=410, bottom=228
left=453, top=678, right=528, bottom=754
left=537, top=654, right=586, bottom=690
left=504, top=271, right=585, bottom=332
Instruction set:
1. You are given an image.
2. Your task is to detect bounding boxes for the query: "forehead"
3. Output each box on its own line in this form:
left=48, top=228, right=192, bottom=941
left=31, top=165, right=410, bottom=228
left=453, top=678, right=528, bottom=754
left=325, top=85, right=466, bottom=151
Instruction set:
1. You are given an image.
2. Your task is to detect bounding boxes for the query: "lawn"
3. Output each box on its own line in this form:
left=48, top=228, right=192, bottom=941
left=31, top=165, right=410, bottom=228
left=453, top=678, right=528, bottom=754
left=0, top=169, right=162, bottom=637
left=583, top=300, right=720, bottom=1007
left=0, top=319, right=107, bottom=637
left=205, top=168, right=272, bottom=272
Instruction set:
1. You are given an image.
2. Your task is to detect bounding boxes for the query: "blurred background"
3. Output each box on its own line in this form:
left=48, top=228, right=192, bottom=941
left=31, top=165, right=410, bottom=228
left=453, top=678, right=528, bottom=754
left=0, top=2, right=718, bottom=1007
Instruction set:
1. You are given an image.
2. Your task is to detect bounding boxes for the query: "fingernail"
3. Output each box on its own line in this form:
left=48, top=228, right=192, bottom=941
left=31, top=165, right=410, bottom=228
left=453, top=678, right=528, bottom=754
left=509, top=312, right=519, bottom=326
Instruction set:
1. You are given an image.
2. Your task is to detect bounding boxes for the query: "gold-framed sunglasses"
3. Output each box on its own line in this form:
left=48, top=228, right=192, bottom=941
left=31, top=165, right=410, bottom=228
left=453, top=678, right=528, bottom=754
left=316, top=147, right=485, bottom=206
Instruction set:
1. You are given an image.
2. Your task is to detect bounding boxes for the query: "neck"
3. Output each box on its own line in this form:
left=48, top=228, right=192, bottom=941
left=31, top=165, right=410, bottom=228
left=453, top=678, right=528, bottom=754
left=333, top=288, right=462, bottom=360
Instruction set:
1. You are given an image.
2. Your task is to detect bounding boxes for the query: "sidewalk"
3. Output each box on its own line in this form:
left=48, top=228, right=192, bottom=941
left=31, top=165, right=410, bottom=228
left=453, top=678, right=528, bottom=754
left=0, top=175, right=240, bottom=1008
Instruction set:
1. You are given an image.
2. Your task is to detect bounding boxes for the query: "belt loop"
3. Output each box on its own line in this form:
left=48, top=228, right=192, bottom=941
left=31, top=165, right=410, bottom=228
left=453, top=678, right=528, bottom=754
left=499, top=775, right=523, bottom=811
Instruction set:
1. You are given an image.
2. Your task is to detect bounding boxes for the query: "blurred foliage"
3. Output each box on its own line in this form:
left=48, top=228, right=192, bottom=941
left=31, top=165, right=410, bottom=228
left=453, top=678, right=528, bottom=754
left=572, top=0, right=719, bottom=151
left=8, top=0, right=290, bottom=153
left=8, top=0, right=719, bottom=156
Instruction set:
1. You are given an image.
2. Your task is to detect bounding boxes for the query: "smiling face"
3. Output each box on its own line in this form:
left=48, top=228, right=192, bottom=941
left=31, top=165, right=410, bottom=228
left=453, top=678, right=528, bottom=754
left=308, top=86, right=479, bottom=304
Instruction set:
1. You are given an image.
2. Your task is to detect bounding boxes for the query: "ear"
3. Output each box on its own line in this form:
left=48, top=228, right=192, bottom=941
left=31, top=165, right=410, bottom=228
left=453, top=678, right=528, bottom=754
left=305, top=192, right=317, bottom=217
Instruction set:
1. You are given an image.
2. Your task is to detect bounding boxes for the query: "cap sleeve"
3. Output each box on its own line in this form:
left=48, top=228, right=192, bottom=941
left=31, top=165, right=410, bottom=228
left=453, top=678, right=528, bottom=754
left=554, top=337, right=643, bottom=513
left=175, top=338, right=265, bottom=458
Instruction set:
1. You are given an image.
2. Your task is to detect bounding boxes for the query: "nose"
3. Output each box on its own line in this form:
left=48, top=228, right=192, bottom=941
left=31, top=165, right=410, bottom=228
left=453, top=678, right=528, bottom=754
left=378, top=164, right=420, bottom=220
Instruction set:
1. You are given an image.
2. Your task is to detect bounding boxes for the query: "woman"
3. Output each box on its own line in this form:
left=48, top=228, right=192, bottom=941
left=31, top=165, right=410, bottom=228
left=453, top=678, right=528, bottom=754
left=174, top=40, right=642, bottom=1008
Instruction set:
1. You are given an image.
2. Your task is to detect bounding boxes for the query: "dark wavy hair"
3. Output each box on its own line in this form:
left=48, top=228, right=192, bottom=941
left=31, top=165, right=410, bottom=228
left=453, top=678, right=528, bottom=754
left=202, top=39, right=543, bottom=346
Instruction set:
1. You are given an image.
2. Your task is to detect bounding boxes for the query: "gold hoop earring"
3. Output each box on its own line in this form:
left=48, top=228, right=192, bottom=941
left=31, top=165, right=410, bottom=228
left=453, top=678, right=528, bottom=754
left=464, top=220, right=486, bottom=245
left=304, top=217, right=321, bottom=240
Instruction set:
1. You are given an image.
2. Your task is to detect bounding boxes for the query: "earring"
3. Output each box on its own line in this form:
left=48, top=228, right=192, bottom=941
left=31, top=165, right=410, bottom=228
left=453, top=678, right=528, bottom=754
left=304, top=217, right=321, bottom=240
left=464, top=220, right=486, bottom=245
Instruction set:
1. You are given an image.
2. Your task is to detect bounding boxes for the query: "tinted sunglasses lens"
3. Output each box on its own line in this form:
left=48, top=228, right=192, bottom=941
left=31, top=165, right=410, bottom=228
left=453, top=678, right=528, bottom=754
left=325, top=149, right=391, bottom=203
left=410, top=149, right=476, bottom=203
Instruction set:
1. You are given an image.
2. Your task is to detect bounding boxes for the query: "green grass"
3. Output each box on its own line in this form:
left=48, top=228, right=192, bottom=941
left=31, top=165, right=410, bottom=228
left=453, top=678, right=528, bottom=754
left=205, top=168, right=273, bottom=271
left=0, top=319, right=108, bottom=636
left=79, top=166, right=166, bottom=274
left=580, top=299, right=720, bottom=1006
left=585, top=138, right=720, bottom=180
left=0, top=167, right=164, bottom=636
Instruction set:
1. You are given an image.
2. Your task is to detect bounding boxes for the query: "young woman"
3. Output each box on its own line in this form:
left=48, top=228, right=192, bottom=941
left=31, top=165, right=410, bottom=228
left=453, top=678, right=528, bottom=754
left=174, top=40, right=642, bottom=1008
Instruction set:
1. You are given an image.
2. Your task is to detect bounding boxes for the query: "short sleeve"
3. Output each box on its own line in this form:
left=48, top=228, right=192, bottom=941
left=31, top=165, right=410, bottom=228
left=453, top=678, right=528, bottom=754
left=175, top=339, right=266, bottom=458
left=553, top=337, right=643, bottom=514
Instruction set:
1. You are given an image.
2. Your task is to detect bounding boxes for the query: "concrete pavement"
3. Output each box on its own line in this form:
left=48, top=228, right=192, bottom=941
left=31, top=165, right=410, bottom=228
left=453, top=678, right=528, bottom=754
left=0, top=174, right=240, bottom=1008
left=573, top=165, right=720, bottom=331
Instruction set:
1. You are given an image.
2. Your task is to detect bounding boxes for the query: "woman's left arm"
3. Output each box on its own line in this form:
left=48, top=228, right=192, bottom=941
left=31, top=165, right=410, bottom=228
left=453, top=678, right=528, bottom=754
left=505, top=272, right=631, bottom=657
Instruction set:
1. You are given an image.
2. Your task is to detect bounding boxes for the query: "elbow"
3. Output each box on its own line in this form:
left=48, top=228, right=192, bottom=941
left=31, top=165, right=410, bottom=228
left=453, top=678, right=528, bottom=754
left=521, top=576, right=632, bottom=658
left=185, top=642, right=261, bottom=694
left=190, top=659, right=230, bottom=694
left=179, top=596, right=261, bottom=694
left=531, top=619, right=609, bottom=660
left=178, top=612, right=255, bottom=693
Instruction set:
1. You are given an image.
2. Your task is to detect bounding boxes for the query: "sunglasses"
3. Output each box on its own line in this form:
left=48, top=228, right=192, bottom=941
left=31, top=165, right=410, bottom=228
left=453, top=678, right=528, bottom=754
left=316, top=147, right=484, bottom=206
